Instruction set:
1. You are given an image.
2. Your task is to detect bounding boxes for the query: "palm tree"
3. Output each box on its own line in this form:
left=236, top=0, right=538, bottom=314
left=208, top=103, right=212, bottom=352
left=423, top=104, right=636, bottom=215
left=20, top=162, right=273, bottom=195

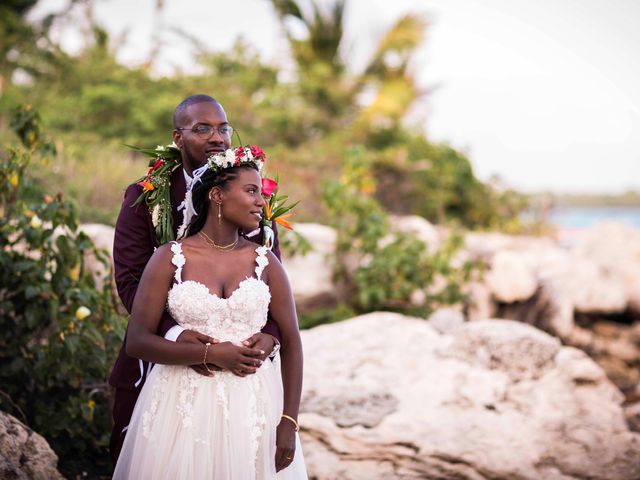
left=270, top=0, right=427, bottom=128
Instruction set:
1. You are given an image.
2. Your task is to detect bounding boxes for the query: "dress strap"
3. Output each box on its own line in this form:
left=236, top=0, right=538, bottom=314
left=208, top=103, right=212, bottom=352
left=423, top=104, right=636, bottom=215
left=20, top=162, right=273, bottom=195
left=170, top=241, right=185, bottom=284
left=254, top=245, right=269, bottom=280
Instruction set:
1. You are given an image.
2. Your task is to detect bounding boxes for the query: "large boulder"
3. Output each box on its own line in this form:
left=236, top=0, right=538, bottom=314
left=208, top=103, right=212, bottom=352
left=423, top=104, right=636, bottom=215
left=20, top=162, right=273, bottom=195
left=281, top=223, right=338, bottom=310
left=0, top=411, right=64, bottom=480
left=299, top=313, right=640, bottom=479
left=575, top=221, right=640, bottom=313
left=79, top=223, right=115, bottom=289
left=485, top=250, right=537, bottom=303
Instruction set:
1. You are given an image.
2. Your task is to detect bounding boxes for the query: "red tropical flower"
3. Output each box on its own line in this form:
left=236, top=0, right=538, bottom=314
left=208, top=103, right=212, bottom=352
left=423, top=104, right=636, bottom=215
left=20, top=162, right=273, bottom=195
left=261, top=178, right=278, bottom=197
left=151, top=159, right=164, bottom=170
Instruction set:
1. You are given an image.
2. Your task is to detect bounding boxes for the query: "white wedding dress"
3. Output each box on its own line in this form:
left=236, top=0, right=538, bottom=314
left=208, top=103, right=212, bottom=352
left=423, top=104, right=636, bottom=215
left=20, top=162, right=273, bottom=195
left=113, top=243, right=307, bottom=479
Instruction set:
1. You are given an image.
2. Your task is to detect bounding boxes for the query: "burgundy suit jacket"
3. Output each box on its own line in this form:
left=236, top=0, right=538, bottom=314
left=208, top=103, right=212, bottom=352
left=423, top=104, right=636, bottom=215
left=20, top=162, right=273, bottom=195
left=108, top=166, right=282, bottom=390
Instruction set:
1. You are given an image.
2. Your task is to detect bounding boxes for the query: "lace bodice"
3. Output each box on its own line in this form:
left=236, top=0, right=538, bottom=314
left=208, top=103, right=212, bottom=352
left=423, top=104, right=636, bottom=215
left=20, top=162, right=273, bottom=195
left=166, top=242, right=271, bottom=343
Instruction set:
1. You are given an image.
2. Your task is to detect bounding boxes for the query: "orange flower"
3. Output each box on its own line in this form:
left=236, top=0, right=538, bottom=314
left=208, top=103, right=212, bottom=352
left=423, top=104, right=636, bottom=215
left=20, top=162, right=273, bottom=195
left=264, top=202, right=294, bottom=230
left=264, top=201, right=273, bottom=220
left=138, top=180, right=154, bottom=192
left=275, top=213, right=294, bottom=230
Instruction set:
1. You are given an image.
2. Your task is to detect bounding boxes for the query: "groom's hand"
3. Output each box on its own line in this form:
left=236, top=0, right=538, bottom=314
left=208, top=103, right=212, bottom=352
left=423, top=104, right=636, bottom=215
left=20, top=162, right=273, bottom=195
left=177, top=330, right=222, bottom=376
left=242, top=333, right=276, bottom=362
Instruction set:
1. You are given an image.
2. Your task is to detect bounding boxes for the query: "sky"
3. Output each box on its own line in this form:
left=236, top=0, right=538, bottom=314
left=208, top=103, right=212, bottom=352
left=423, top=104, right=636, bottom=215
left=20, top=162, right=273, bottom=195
left=29, top=0, right=640, bottom=194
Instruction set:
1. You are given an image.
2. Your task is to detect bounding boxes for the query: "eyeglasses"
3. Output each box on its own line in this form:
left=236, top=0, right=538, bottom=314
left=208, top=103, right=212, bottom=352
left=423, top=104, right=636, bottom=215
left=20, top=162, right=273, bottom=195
left=176, top=124, right=234, bottom=139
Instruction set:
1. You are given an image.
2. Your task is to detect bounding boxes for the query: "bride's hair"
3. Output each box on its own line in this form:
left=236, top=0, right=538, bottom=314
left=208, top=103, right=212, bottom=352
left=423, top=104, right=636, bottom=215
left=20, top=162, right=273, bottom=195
left=186, top=164, right=260, bottom=237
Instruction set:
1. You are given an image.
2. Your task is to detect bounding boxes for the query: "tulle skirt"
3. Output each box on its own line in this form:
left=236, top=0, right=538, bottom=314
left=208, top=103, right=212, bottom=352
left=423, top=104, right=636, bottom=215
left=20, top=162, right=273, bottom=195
left=113, top=354, right=307, bottom=479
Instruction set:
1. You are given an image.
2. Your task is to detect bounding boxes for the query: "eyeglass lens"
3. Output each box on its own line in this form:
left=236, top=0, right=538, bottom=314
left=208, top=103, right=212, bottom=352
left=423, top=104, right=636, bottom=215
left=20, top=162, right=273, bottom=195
left=192, top=125, right=233, bottom=139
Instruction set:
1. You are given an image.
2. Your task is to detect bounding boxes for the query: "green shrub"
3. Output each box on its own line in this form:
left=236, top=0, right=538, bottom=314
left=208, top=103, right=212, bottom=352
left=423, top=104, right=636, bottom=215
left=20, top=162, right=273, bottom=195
left=323, top=146, right=474, bottom=315
left=0, top=105, right=125, bottom=477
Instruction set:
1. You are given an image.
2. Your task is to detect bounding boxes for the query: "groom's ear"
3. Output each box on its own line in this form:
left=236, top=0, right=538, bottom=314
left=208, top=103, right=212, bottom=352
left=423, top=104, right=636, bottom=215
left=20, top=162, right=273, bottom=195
left=172, top=130, right=183, bottom=149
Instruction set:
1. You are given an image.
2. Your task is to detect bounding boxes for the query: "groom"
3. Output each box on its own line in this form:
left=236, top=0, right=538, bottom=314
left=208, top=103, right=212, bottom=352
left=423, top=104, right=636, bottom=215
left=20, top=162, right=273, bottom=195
left=109, top=94, right=282, bottom=463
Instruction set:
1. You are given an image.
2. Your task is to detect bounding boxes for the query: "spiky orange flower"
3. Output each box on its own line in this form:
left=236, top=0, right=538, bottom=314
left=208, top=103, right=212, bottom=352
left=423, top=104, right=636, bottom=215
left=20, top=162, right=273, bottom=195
left=264, top=201, right=273, bottom=219
left=138, top=180, right=154, bottom=192
left=275, top=213, right=294, bottom=230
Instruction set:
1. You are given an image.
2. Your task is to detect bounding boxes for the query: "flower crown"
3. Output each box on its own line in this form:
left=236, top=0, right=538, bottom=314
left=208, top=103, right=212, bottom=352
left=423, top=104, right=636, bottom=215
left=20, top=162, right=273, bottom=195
left=207, top=145, right=266, bottom=173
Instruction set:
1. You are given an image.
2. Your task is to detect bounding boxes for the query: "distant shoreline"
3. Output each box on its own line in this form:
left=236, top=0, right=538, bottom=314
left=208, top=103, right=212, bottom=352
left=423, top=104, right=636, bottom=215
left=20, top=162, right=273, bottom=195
left=530, top=192, right=640, bottom=208
left=548, top=205, right=640, bottom=230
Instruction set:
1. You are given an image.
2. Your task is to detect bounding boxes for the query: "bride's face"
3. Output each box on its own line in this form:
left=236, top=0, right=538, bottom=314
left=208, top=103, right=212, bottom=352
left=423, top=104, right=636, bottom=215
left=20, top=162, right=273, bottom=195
left=219, top=167, right=265, bottom=231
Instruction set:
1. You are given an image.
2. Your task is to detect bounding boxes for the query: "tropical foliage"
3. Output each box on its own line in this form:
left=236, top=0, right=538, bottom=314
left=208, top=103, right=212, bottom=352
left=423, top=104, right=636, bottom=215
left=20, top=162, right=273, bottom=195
left=0, top=105, right=125, bottom=477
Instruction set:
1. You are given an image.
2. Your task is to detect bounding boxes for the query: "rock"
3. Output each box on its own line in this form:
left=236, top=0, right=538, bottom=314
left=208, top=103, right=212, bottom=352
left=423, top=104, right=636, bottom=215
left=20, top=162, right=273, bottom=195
left=575, top=221, right=640, bottom=313
left=427, top=307, right=465, bottom=334
left=299, top=313, right=640, bottom=479
left=281, top=223, right=338, bottom=310
left=625, top=402, right=640, bottom=433
left=389, top=215, right=440, bottom=251
left=79, top=223, right=115, bottom=289
left=465, top=281, right=494, bottom=322
left=558, top=257, right=627, bottom=314
left=444, top=318, right=561, bottom=381
left=0, top=411, right=64, bottom=480
left=496, top=282, right=575, bottom=339
left=463, top=231, right=555, bottom=262
left=486, top=251, right=537, bottom=302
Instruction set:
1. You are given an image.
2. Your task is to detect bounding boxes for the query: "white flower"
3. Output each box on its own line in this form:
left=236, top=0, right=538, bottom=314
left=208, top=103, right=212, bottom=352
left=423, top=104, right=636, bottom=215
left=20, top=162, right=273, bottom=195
left=156, top=145, right=165, bottom=151
left=167, top=141, right=178, bottom=149
left=30, top=215, right=42, bottom=228
left=151, top=204, right=161, bottom=227
left=246, top=148, right=254, bottom=160
left=225, top=149, right=235, bottom=167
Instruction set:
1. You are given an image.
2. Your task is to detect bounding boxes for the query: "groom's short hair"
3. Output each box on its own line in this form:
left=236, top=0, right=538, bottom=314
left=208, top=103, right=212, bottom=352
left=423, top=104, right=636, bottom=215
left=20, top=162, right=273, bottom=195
left=173, top=94, right=221, bottom=129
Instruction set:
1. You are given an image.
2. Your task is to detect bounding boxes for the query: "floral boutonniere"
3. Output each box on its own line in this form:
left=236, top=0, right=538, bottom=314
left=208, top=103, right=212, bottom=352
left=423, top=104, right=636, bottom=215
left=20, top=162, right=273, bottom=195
left=127, top=142, right=181, bottom=244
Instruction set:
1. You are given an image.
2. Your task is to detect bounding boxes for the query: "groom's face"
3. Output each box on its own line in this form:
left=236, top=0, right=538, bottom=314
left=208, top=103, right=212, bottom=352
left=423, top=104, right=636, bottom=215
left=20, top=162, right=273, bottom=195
left=173, top=101, right=231, bottom=173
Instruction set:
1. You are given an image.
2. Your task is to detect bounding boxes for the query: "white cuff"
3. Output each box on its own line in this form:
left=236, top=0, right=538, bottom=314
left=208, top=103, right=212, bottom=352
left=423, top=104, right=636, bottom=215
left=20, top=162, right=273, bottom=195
left=165, top=325, right=185, bottom=342
left=269, top=336, right=281, bottom=359
left=245, top=227, right=261, bottom=238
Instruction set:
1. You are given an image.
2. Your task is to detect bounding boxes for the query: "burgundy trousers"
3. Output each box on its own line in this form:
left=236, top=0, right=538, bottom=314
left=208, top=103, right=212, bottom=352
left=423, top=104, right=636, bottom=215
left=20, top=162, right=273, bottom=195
left=109, top=387, right=139, bottom=467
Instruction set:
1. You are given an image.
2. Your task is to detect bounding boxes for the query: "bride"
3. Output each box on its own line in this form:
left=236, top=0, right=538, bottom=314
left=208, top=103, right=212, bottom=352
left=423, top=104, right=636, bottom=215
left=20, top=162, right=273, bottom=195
left=113, top=153, right=307, bottom=479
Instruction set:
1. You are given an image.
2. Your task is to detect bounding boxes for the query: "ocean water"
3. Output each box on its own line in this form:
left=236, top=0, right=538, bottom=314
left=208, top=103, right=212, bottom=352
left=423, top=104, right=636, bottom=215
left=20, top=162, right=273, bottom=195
left=549, top=206, right=640, bottom=230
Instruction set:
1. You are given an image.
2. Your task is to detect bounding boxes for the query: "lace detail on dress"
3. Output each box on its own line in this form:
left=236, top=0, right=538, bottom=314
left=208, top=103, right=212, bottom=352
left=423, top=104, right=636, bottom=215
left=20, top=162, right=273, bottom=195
left=142, top=366, right=171, bottom=440
left=166, top=246, right=271, bottom=343
left=254, top=245, right=269, bottom=280
left=170, top=242, right=185, bottom=284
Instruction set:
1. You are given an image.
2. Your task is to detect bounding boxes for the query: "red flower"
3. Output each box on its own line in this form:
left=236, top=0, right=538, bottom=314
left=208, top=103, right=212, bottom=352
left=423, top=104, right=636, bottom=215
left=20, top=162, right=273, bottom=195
left=234, top=146, right=246, bottom=159
left=262, top=178, right=278, bottom=197
left=151, top=159, right=164, bottom=170
left=147, top=158, right=164, bottom=174
left=249, top=145, right=265, bottom=158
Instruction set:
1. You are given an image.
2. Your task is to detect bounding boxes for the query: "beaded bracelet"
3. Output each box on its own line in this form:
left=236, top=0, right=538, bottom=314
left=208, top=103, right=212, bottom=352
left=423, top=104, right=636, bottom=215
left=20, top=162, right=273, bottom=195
left=203, top=342, right=214, bottom=374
